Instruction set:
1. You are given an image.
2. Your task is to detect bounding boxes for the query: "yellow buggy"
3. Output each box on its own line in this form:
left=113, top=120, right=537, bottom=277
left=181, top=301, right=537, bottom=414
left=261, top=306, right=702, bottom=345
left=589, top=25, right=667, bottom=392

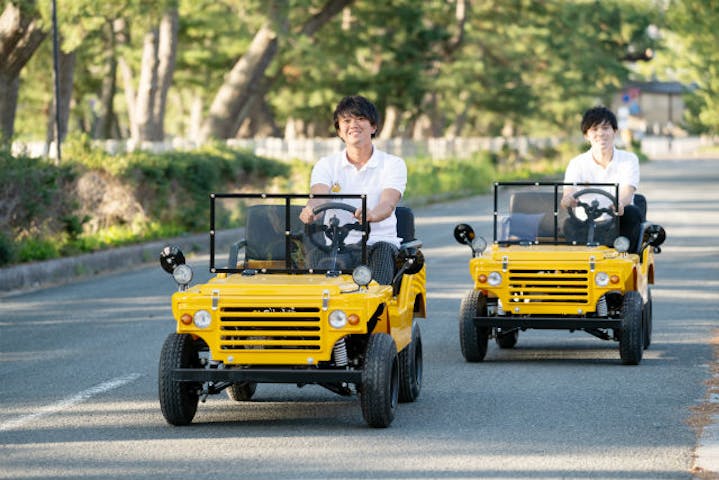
left=158, top=193, right=426, bottom=427
left=454, top=182, right=665, bottom=365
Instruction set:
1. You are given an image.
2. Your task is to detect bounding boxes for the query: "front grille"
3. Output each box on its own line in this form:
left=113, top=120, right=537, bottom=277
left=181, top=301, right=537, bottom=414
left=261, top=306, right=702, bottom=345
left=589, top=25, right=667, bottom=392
left=507, top=268, right=589, bottom=304
left=219, top=306, right=322, bottom=351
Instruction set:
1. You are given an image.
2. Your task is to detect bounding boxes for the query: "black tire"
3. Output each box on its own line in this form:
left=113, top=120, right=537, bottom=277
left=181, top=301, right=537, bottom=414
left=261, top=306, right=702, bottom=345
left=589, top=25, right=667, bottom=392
left=158, top=333, right=201, bottom=425
left=643, top=288, right=653, bottom=350
left=360, top=333, right=399, bottom=428
left=619, top=291, right=643, bottom=365
left=226, top=382, right=257, bottom=402
left=398, top=321, right=422, bottom=403
left=459, top=290, right=490, bottom=362
left=495, top=328, right=518, bottom=349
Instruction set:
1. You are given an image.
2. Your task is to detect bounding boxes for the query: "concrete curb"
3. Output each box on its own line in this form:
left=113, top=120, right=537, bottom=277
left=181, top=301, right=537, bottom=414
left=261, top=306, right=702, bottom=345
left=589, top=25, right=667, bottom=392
left=0, top=229, right=242, bottom=295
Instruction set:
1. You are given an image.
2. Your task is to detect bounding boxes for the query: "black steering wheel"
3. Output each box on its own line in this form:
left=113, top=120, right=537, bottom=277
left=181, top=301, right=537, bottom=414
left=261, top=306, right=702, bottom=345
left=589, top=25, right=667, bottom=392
left=567, top=188, right=618, bottom=244
left=305, top=202, right=366, bottom=254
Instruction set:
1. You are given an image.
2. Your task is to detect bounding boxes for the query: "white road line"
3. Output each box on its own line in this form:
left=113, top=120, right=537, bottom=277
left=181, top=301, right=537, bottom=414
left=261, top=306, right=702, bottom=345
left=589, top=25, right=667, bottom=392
left=0, top=373, right=142, bottom=432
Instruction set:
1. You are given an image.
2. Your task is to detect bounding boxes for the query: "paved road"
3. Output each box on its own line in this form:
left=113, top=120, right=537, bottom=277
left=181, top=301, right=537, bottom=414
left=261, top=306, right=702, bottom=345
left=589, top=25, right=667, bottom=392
left=1, top=157, right=717, bottom=479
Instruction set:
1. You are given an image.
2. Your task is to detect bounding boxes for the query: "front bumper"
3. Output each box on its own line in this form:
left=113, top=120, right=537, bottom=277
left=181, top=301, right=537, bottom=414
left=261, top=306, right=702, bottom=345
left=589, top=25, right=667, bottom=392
left=474, top=315, right=622, bottom=330
left=173, top=367, right=363, bottom=384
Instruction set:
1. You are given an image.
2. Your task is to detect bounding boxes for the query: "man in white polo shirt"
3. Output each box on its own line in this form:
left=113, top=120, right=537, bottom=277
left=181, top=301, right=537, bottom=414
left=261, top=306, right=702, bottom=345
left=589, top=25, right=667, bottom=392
left=561, top=105, right=643, bottom=249
left=299, top=95, right=407, bottom=283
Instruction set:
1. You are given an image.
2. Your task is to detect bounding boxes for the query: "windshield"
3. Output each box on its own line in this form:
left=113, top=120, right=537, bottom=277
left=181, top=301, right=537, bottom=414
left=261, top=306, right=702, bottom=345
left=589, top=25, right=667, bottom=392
left=210, top=193, right=368, bottom=274
left=493, top=182, right=620, bottom=246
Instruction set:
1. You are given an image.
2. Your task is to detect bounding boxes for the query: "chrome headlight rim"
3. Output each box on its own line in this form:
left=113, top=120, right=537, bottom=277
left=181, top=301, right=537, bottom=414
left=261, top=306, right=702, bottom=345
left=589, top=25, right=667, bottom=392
left=472, top=236, right=488, bottom=254
left=193, top=309, right=212, bottom=329
left=172, top=264, right=193, bottom=286
left=613, top=236, right=630, bottom=253
left=487, top=271, right=502, bottom=286
left=352, top=265, right=373, bottom=287
left=328, top=310, right=348, bottom=329
left=595, top=272, right=610, bottom=287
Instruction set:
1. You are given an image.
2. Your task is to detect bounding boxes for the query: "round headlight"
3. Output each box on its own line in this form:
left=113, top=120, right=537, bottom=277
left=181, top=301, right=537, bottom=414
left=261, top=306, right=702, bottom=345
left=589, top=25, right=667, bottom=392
left=472, top=236, right=488, bottom=254
left=172, top=264, right=193, bottom=285
left=613, top=236, right=630, bottom=253
left=352, top=265, right=373, bottom=287
left=488, top=271, right=502, bottom=286
left=595, top=272, right=610, bottom=287
left=193, top=309, right=211, bottom=328
left=329, top=310, right=348, bottom=329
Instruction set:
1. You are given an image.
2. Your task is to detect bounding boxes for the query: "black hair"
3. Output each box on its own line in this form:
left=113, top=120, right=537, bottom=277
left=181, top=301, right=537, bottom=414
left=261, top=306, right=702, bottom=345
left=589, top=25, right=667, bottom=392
left=333, top=95, right=379, bottom=138
left=580, top=106, right=618, bottom=134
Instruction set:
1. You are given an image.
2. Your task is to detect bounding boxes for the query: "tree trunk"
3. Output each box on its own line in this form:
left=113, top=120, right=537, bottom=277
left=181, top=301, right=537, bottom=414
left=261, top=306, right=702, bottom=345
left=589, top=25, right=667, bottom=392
left=45, top=48, right=76, bottom=151
left=201, top=0, right=354, bottom=141
left=94, top=20, right=118, bottom=139
left=0, top=2, right=46, bottom=146
left=123, top=7, right=178, bottom=144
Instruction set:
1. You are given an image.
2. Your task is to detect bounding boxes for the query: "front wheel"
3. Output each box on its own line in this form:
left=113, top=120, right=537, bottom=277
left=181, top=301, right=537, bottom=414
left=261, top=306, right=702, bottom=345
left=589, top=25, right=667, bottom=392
left=459, top=290, right=490, bottom=362
left=360, top=333, right=399, bottom=428
left=643, top=288, right=653, bottom=350
left=158, top=333, right=202, bottom=425
left=619, top=292, right=643, bottom=365
left=398, top=321, right=422, bottom=403
left=226, top=382, right=257, bottom=401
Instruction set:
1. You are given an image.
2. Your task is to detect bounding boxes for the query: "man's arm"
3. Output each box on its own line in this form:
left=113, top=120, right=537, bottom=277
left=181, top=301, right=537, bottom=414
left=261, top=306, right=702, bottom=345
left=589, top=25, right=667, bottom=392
left=299, top=184, right=330, bottom=223
left=356, top=188, right=401, bottom=223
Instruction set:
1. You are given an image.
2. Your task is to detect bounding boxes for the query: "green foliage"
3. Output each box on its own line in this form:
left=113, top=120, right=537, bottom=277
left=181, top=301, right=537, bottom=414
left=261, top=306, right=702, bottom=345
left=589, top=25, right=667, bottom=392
left=405, top=154, right=496, bottom=203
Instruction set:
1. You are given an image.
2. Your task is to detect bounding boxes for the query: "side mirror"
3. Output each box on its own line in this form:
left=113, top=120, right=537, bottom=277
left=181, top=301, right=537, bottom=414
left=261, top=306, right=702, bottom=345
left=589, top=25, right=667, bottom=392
left=644, top=224, right=666, bottom=248
left=160, top=245, right=185, bottom=274
left=454, top=223, right=475, bottom=245
left=396, top=249, right=425, bottom=275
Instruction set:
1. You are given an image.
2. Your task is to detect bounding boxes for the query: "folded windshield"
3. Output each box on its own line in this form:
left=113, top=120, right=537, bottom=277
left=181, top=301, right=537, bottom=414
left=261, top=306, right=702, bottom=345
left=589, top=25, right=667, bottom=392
left=210, top=193, right=369, bottom=274
left=493, top=182, right=620, bottom=246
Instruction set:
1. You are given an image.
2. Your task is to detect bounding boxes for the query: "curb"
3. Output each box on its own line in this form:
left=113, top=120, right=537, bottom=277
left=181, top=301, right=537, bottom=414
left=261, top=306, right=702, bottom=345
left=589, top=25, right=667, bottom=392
left=0, top=229, right=242, bottom=296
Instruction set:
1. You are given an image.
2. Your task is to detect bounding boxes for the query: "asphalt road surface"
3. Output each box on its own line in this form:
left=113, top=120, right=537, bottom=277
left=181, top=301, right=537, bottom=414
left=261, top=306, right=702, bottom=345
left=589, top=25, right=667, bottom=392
left=1, top=156, right=717, bottom=480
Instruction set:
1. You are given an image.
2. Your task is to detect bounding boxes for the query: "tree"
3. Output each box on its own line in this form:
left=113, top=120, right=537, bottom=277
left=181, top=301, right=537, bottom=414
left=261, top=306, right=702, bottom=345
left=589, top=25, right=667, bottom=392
left=200, top=0, right=353, bottom=141
left=0, top=1, right=46, bottom=146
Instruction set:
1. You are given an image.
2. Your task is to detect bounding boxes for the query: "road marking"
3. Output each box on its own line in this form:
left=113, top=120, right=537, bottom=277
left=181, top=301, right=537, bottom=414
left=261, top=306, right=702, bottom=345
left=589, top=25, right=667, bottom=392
left=0, top=373, right=142, bottom=432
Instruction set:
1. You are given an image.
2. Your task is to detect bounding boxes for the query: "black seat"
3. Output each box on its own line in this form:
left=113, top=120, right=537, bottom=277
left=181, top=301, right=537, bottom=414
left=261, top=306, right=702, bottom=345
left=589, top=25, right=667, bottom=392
left=228, top=204, right=303, bottom=267
left=633, top=193, right=647, bottom=222
left=508, top=191, right=567, bottom=239
left=395, top=206, right=416, bottom=244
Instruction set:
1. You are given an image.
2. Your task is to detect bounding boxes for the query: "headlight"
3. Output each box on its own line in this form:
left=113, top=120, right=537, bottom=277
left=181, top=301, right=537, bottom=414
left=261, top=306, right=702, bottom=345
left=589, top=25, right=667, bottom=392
left=613, top=236, right=630, bottom=253
left=595, top=272, right=610, bottom=287
left=172, top=264, right=193, bottom=285
left=329, top=310, right=348, bottom=329
left=352, top=265, right=373, bottom=287
left=472, top=236, right=488, bottom=254
left=488, top=271, right=502, bottom=286
left=193, top=310, right=211, bottom=328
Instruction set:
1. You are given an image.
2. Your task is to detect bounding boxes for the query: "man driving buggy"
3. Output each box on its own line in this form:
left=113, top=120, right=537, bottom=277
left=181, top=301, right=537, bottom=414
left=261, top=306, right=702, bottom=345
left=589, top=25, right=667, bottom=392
left=299, top=95, right=407, bottom=284
left=561, top=105, right=643, bottom=250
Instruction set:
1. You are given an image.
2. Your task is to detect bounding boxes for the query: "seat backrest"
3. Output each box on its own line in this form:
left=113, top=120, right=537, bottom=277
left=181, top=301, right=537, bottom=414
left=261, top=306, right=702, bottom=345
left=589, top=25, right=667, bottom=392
left=395, top=206, right=415, bottom=243
left=245, top=204, right=303, bottom=260
left=633, top=193, right=647, bottom=222
left=509, top=191, right=566, bottom=238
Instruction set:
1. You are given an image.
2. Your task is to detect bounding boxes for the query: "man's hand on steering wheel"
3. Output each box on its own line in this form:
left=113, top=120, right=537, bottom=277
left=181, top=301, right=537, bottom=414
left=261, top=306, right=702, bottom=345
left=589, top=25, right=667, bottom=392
left=567, top=188, right=618, bottom=225
left=304, top=202, right=367, bottom=254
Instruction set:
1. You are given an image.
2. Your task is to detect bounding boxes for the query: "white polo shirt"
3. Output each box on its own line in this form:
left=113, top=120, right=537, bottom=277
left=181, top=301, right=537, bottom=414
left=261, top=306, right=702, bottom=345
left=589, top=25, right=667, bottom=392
left=564, top=147, right=640, bottom=220
left=310, top=147, right=407, bottom=246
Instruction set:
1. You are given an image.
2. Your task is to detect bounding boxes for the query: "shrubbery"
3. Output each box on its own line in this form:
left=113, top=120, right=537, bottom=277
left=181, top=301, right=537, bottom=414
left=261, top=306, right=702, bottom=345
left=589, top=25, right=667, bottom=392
left=0, top=139, right=567, bottom=267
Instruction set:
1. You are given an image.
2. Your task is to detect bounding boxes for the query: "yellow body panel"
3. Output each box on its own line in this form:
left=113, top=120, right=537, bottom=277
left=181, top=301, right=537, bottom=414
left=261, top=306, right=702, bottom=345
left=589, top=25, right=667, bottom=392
left=171, top=267, right=426, bottom=366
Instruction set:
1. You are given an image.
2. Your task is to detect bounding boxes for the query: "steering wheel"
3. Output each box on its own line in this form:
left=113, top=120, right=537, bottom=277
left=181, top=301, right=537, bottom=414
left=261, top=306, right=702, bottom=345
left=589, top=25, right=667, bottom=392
left=305, top=202, right=366, bottom=254
left=566, top=188, right=618, bottom=244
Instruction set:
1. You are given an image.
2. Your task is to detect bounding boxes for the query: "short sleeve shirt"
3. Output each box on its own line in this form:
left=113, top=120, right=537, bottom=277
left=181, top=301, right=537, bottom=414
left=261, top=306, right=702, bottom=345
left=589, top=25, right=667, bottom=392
left=564, top=148, right=640, bottom=195
left=310, top=147, right=407, bottom=246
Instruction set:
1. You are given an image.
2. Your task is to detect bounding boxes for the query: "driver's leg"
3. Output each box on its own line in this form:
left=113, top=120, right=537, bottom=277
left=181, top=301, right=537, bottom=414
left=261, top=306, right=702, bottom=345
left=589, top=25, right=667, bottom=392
left=368, top=242, right=398, bottom=285
left=620, top=204, right=642, bottom=252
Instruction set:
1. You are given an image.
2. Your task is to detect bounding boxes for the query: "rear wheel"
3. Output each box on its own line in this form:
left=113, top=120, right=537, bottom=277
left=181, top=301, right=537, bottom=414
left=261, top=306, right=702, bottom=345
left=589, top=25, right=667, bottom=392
left=459, top=290, right=490, bottom=362
left=495, top=328, right=518, bottom=349
left=360, top=333, right=399, bottom=428
left=159, top=333, right=201, bottom=425
left=619, top=292, right=643, bottom=365
left=226, top=382, right=257, bottom=401
left=398, top=321, right=422, bottom=403
left=643, top=288, right=653, bottom=349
